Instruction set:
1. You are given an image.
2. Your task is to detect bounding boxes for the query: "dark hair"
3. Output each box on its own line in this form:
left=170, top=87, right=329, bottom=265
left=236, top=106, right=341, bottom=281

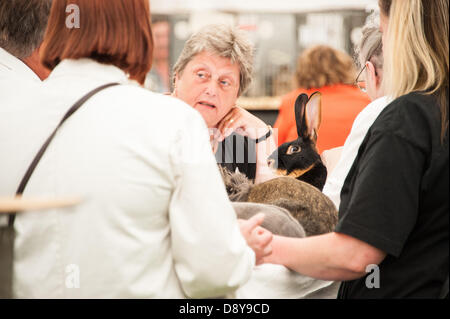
left=41, top=0, right=153, bottom=84
left=379, top=0, right=391, bottom=16
left=0, top=0, right=52, bottom=58
left=151, top=14, right=170, bottom=25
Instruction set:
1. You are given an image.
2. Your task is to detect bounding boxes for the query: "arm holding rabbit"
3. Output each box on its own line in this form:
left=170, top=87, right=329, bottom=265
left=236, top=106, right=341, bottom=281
left=264, top=232, right=386, bottom=281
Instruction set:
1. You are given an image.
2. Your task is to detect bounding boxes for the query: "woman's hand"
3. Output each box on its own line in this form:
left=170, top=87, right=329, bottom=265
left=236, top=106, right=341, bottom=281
left=216, top=106, right=269, bottom=141
left=215, top=106, right=278, bottom=184
left=238, top=213, right=273, bottom=265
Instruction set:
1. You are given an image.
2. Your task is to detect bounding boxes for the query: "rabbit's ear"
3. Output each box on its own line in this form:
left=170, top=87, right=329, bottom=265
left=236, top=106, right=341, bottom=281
left=295, top=93, right=309, bottom=138
left=305, top=92, right=322, bottom=142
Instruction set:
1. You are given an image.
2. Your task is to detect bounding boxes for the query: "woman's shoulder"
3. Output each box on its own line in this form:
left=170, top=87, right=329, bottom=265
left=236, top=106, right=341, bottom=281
left=370, top=91, right=444, bottom=147
left=376, top=92, right=441, bottom=126
left=110, top=84, right=201, bottom=120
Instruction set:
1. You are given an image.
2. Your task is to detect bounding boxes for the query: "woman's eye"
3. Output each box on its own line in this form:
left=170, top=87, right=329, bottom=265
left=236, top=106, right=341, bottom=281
left=220, top=80, right=230, bottom=86
left=287, top=145, right=301, bottom=155
left=197, top=72, right=207, bottom=79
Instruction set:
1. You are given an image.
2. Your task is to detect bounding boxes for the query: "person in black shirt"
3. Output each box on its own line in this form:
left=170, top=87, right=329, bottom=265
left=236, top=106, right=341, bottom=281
left=171, top=24, right=277, bottom=183
left=262, top=0, right=449, bottom=298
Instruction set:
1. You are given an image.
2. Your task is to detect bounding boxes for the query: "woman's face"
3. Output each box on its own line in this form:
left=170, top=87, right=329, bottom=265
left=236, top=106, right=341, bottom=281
left=174, top=51, right=240, bottom=128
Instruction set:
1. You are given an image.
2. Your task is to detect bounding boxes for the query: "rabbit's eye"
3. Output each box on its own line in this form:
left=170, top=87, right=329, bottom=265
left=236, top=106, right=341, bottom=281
left=287, top=145, right=301, bottom=155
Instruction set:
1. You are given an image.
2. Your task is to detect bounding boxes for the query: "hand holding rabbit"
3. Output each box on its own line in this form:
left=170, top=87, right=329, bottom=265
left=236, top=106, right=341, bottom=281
left=238, top=213, right=273, bottom=265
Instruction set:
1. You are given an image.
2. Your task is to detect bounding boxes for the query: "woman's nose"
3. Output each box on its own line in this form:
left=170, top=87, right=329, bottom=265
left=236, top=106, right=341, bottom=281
left=204, top=80, right=219, bottom=96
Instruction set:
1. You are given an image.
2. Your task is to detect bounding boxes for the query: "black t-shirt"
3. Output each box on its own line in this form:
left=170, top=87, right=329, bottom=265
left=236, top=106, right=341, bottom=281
left=215, top=132, right=257, bottom=180
left=336, top=91, right=449, bottom=298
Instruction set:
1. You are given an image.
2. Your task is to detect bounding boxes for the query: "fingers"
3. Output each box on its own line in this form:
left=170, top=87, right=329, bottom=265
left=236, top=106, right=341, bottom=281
left=238, top=214, right=273, bottom=265
left=216, top=106, right=269, bottom=140
left=217, top=109, right=244, bottom=140
left=253, top=227, right=273, bottom=265
left=240, top=213, right=265, bottom=235
left=256, top=226, right=272, bottom=247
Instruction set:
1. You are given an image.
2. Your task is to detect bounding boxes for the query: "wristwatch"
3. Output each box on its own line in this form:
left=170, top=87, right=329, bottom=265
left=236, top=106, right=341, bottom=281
left=255, top=125, right=273, bottom=143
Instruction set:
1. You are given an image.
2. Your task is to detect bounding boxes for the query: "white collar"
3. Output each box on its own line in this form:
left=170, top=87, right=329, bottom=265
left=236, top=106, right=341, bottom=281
left=48, top=58, right=131, bottom=84
left=0, top=47, right=41, bottom=82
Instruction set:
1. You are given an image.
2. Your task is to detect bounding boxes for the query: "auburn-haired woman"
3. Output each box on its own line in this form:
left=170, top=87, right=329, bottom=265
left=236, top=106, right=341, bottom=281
left=265, top=0, right=449, bottom=298
left=274, top=45, right=370, bottom=152
left=1, top=0, right=271, bottom=298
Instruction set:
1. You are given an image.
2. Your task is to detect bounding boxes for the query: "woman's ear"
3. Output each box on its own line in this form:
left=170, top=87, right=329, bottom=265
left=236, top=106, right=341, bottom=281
left=172, top=73, right=179, bottom=96
left=366, top=61, right=384, bottom=96
left=366, top=61, right=378, bottom=87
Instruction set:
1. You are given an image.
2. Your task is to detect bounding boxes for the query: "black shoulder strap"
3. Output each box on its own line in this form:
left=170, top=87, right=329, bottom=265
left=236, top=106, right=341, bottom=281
left=8, top=82, right=120, bottom=226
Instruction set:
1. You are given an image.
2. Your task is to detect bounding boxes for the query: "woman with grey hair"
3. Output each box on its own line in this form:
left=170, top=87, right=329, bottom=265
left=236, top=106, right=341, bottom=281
left=172, top=24, right=277, bottom=183
left=322, top=13, right=391, bottom=209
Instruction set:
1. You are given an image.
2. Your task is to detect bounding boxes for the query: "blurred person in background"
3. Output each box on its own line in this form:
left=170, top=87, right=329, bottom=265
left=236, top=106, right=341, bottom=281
left=0, top=0, right=51, bottom=81
left=172, top=24, right=277, bottom=183
left=0, top=0, right=272, bottom=298
left=0, top=0, right=52, bottom=233
left=323, top=13, right=391, bottom=209
left=144, top=15, right=171, bottom=93
left=263, top=0, right=448, bottom=298
left=274, top=45, right=370, bottom=153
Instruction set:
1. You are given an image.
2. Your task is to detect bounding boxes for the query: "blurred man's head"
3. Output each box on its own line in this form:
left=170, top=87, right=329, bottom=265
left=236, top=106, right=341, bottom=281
left=0, top=0, right=52, bottom=79
left=151, top=17, right=170, bottom=62
left=0, top=0, right=52, bottom=59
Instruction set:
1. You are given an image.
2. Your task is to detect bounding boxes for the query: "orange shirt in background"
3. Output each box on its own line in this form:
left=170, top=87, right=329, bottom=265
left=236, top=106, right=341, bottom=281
left=274, top=84, right=370, bottom=153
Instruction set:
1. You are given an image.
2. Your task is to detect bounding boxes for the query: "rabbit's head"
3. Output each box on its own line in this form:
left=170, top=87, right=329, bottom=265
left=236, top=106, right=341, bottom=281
left=268, top=92, right=327, bottom=190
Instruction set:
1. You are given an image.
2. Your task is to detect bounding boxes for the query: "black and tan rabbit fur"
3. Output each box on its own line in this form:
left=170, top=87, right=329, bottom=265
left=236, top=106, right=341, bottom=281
left=268, top=92, right=327, bottom=190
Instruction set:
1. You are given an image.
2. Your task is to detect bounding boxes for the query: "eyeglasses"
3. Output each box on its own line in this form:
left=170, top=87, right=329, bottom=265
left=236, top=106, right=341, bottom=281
left=355, top=64, right=367, bottom=93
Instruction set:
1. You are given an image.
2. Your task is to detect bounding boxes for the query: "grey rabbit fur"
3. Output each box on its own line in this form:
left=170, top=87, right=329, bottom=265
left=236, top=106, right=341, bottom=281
left=220, top=166, right=337, bottom=237
left=268, top=92, right=327, bottom=191
left=232, top=202, right=306, bottom=238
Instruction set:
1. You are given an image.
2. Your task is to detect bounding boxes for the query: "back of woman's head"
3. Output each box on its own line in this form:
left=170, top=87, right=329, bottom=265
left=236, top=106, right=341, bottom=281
left=379, top=0, right=449, bottom=139
left=355, top=12, right=383, bottom=73
left=41, top=0, right=153, bottom=84
left=295, top=45, right=356, bottom=89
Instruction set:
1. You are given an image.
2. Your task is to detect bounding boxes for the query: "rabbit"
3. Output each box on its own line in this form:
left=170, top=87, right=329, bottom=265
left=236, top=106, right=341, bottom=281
left=247, top=178, right=337, bottom=236
left=220, top=166, right=340, bottom=299
left=268, top=92, right=327, bottom=191
left=219, top=166, right=337, bottom=237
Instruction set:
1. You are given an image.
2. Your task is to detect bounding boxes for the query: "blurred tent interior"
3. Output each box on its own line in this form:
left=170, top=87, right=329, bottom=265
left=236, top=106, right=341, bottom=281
left=148, top=0, right=378, bottom=125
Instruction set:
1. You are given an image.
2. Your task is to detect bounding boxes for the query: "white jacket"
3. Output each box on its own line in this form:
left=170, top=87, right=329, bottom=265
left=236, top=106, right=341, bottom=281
left=0, top=47, right=40, bottom=81
left=234, top=264, right=340, bottom=299
left=323, top=96, right=391, bottom=209
left=0, top=58, right=255, bottom=298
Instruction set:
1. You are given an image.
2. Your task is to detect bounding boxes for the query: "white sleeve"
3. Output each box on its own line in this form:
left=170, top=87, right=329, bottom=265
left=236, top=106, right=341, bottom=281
left=168, top=110, right=255, bottom=298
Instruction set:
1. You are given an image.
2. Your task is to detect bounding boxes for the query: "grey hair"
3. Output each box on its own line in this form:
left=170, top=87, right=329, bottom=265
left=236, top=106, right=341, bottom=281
left=173, top=24, right=254, bottom=96
left=354, top=12, right=384, bottom=71
left=0, top=0, right=52, bottom=59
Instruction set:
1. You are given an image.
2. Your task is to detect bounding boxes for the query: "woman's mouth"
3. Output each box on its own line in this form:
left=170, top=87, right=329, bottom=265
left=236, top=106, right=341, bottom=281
left=198, top=101, right=216, bottom=109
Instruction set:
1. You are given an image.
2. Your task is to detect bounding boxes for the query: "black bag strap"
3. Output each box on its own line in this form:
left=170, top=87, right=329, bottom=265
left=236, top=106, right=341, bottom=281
left=8, top=82, right=120, bottom=226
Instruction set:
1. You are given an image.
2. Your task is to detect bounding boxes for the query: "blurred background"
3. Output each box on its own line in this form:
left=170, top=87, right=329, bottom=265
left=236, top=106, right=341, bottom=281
left=147, top=0, right=379, bottom=124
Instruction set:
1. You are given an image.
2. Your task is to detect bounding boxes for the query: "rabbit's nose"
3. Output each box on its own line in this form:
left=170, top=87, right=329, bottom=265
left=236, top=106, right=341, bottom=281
left=267, top=158, right=275, bottom=168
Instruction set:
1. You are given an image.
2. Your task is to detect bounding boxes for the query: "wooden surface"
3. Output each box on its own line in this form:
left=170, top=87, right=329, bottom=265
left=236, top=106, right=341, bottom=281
left=237, top=96, right=282, bottom=111
left=0, top=196, right=81, bottom=213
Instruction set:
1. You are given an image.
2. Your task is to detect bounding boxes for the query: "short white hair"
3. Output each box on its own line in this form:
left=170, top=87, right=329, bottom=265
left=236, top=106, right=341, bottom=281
left=173, top=24, right=254, bottom=96
left=354, top=12, right=383, bottom=70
